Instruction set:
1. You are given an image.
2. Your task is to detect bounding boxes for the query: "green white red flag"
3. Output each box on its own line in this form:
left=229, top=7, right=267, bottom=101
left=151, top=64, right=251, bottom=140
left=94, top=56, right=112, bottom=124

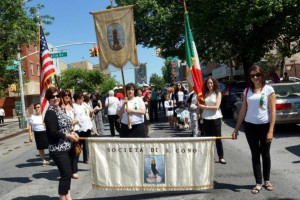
left=185, top=12, right=204, bottom=104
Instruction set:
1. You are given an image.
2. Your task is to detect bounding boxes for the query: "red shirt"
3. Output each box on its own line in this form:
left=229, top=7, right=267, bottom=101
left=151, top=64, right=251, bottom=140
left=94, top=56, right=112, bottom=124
left=142, top=89, right=151, bottom=102
left=116, top=93, right=124, bottom=100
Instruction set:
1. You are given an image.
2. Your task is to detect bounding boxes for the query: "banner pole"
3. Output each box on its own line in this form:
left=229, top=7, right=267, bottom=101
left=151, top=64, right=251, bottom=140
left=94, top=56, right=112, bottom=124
left=78, top=136, right=234, bottom=140
left=120, top=67, right=131, bottom=128
left=215, top=136, right=233, bottom=139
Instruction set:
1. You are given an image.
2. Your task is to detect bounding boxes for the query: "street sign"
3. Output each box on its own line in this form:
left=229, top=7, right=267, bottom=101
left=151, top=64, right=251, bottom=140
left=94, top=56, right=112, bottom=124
left=50, top=52, right=68, bottom=58
left=167, top=56, right=179, bottom=61
left=13, top=60, right=20, bottom=65
left=15, top=101, right=22, bottom=115
left=5, top=65, right=17, bottom=70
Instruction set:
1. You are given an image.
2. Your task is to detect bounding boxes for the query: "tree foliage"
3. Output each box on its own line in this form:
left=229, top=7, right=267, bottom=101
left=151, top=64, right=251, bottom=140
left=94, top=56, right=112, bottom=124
left=161, top=60, right=172, bottom=84
left=0, top=0, right=53, bottom=97
left=149, top=73, right=164, bottom=89
left=59, top=68, right=115, bottom=94
left=116, top=0, right=300, bottom=76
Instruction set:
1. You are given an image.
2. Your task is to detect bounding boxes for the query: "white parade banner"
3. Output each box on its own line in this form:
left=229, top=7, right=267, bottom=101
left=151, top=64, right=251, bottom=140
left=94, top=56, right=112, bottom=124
left=87, top=137, right=216, bottom=191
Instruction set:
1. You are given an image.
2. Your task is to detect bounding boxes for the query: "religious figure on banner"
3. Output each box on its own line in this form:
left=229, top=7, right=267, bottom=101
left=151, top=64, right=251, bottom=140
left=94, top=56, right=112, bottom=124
left=108, top=23, right=124, bottom=51
left=151, top=160, right=159, bottom=177
left=144, top=155, right=164, bottom=184
left=135, top=63, right=147, bottom=84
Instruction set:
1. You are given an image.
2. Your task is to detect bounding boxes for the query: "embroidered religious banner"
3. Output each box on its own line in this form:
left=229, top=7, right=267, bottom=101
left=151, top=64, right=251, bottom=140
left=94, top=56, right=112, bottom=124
left=88, top=137, right=215, bottom=191
left=90, top=5, right=139, bottom=69
left=135, top=63, right=147, bottom=84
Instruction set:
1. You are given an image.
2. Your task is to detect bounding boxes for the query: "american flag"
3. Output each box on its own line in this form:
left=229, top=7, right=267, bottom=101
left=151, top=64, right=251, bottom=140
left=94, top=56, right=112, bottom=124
left=40, top=25, right=56, bottom=117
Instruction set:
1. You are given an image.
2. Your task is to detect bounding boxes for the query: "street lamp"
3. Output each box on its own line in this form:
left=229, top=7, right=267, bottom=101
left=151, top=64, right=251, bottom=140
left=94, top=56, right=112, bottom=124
left=290, top=59, right=297, bottom=77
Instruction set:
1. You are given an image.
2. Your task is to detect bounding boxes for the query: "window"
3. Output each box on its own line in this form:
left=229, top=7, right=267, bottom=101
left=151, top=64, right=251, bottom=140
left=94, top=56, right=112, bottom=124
left=37, top=65, right=40, bottom=76
left=30, top=62, right=34, bottom=76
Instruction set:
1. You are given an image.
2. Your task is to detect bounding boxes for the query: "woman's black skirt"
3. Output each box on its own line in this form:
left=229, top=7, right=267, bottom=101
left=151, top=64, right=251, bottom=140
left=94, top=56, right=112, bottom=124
left=34, top=130, right=49, bottom=150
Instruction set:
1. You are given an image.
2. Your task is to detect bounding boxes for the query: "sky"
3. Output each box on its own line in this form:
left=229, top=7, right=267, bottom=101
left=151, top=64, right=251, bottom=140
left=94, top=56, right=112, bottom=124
left=32, top=0, right=165, bottom=84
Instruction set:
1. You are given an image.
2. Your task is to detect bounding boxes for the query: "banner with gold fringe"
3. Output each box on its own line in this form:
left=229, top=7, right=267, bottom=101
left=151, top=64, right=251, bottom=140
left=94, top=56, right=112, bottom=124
left=88, top=137, right=215, bottom=191
left=90, top=5, right=139, bottom=70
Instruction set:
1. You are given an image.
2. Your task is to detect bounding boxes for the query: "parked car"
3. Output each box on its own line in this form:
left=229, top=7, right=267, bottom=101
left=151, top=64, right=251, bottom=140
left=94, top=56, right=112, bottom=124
left=219, top=80, right=248, bottom=117
left=266, top=77, right=300, bottom=84
left=232, top=82, right=300, bottom=124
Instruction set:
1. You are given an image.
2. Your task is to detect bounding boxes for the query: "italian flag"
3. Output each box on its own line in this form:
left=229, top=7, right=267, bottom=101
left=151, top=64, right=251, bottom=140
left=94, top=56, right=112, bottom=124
left=185, top=11, right=204, bottom=104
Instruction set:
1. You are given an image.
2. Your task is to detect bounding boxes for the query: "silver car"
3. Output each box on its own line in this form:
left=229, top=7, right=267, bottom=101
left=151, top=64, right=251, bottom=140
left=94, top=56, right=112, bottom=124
left=232, top=82, right=300, bottom=124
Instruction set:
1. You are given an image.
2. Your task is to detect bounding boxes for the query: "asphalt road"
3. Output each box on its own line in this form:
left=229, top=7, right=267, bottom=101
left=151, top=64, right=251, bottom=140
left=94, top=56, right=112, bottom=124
left=0, top=115, right=299, bottom=200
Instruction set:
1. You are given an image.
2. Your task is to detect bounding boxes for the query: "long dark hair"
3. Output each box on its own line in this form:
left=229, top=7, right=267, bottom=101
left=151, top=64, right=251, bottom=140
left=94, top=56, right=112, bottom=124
left=247, top=64, right=266, bottom=91
left=59, top=89, right=73, bottom=107
left=203, top=76, right=220, bottom=95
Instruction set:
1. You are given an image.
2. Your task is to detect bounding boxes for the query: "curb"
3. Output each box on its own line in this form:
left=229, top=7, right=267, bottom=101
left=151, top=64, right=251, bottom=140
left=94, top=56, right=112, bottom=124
left=0, top=129, right=28, bottom=142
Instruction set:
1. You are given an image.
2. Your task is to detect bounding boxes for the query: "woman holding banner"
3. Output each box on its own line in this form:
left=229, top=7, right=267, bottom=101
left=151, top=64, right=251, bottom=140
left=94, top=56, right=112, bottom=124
left=44, top=87, right=79, bottom=200
left=118, top=83, right=146, bottom=138
left=232, top=64, right=275, bottom=194
left=198, top=76, right=226, bottom=164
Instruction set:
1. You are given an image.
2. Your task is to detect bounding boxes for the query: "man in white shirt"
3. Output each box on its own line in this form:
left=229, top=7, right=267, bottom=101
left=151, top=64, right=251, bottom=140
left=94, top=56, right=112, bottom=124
left=105, top=90, right=120, bottom=136
left=0, top=106, right=5, bottom=123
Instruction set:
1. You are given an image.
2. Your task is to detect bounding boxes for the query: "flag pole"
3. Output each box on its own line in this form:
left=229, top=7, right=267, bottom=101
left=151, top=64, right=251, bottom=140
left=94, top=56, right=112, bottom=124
left=183, top=0, right=187, bottom=12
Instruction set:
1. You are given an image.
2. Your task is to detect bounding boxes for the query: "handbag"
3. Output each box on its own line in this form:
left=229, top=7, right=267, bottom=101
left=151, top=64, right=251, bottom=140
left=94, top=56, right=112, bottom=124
left=74, top=141, right=81, bottom=156
left=104, top=97, right=109, bottom=115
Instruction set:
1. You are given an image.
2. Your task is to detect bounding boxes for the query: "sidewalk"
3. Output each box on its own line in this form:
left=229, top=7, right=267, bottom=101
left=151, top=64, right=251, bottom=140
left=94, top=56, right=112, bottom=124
left=0, top=118, right=28, bottom=141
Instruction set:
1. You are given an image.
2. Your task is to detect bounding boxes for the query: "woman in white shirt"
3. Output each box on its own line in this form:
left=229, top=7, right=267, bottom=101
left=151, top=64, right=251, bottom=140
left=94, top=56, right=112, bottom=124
left=232, top=64, right=276, bottom=194
left=118, top=83, right=146, bottom=138
left=198, top=76, right=225, bottom=164
left=29, top=103, right=48, bottom=166
left=60, top=89, right=80, bottom=179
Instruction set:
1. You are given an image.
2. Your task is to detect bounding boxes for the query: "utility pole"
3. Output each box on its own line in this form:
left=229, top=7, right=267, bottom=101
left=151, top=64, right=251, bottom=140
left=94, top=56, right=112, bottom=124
left=17, top=52, right=27, bottom=128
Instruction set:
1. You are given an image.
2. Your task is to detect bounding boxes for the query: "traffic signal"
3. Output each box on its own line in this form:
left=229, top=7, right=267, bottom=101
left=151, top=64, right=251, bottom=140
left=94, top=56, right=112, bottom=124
left=94, top=47, right=98, bottom=57
left=156, top=48, right=162, bottom=57
left=89, top=48, right=95, bottom=57
left=10, top=84, right=17, bottom=92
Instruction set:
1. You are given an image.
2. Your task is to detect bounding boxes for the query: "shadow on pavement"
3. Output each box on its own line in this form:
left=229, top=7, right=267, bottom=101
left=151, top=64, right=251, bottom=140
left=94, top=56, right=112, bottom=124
left=286, top=144, right=300, bottom=158
left=0, top=177, right=31, bottom=184
left=214, top=181, right=252, bottom=191
left=12, top=196, right=56, bottom=200
left=83, top=190, right=206, bottom=200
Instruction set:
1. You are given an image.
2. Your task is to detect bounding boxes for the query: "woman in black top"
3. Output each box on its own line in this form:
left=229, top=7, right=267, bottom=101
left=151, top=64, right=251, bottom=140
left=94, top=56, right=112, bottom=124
left=44, top=87, right=79, bottom=200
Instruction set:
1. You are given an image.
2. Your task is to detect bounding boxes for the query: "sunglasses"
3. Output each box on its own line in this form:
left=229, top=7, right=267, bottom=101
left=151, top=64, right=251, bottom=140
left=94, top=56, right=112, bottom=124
left=50, top=94, right=60, bottom=99
left=64, top=94, right=71, bottom=97
left=250, top=73, right=262, bottom=78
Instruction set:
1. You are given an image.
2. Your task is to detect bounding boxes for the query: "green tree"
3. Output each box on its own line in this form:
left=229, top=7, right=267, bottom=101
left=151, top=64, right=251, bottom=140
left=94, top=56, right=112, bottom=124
left=59, top=68, right=108, bottom=94
left=116, top=0, right=300, bottom=76
left=149, top=73, right=164, bottom=89
left=0, top=0, right=53, bottom=97
left=161, top=60, right=172, bottom=84
left=99, top=75, right=117, bottom=94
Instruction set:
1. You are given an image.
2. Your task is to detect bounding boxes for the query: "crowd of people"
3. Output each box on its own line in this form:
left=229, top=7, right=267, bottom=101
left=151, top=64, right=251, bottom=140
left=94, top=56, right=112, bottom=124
left=24, top=63, right=275, bottom=199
